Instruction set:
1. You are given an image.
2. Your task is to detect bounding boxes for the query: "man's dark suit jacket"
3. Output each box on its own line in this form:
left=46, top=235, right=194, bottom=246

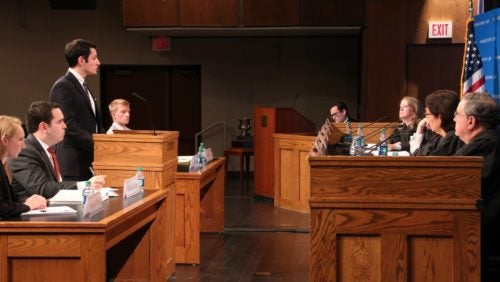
left=10, top=134, right=77, bottom=199
left=0, top=162, right=29, bottom=219
left=50, top=71, right=103, bottom=181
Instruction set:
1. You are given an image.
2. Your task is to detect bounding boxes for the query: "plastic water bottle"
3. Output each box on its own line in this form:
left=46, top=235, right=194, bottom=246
left=344, top=121, right=353, bottom=144
left=378, top=129, right=388, bottom=156
left=197, top=142, right=206, bottom=168
left=136, top=167, right=144, bottom=189
left=349, top=136, right=359, bottom=156
left=82, top=180, right=91, bottom=204
left=357, top=125, right=365, bottom=148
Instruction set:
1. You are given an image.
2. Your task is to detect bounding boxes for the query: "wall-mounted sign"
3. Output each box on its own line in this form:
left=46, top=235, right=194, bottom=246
left=428, top=21, right=453, bottom=38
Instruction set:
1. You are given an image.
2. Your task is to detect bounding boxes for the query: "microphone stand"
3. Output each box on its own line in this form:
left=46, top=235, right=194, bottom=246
left=363, top=122, right=401, bottom=140
left=132, top=92, right=157, bottom=136
left=364, top=130, right=401, bottom=155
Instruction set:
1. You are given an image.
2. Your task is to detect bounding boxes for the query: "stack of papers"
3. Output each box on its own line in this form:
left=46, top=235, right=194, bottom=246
left=21, top=206, right=77, bottom=216
left=49, top=189, right=83, bottom=204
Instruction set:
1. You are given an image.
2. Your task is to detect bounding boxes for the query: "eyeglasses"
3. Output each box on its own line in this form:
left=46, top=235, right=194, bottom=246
left=454, top=111, right=467, bottom=118
left=330, top=112, right=340, bottom=117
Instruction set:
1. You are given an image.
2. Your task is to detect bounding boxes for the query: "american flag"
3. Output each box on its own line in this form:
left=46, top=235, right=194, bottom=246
left=461, top=18, right=486, bottom=96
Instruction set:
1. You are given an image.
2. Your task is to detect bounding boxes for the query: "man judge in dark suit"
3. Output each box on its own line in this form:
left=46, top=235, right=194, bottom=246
left=50, top=39, right=104, bottom=181
left=10, top=101, right=105, bottom=199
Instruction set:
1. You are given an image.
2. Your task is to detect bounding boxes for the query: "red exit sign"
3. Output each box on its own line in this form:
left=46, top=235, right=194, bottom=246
left=428, top=21, right=453, bottom=38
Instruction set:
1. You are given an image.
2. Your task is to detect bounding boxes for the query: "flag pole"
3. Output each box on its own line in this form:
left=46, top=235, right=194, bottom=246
left=469, top=0, right=473, bottom=18
left=461, top=0, right=486, bottom=96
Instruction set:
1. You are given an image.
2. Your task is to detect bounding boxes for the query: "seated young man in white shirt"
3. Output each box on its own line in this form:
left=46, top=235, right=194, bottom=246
left=106, top=99, right=131, bottom=134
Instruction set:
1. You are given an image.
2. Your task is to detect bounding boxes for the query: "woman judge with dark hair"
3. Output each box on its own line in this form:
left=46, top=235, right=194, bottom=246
left=409, top=89, right=464, bottom=156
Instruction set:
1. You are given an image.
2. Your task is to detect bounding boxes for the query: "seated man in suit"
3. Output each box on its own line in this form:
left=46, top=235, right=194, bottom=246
left=106, top=99, right=131, bottom=134
left=10, top=101, right=105, bottom=199
left=330, top=101, right=355, bottom=123
left=453, top=92, right=500, bottom=278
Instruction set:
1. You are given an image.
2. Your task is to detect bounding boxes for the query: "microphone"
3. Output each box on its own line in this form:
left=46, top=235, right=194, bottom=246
left=365, top=126, right=402, bottom=154
left=131, top=92, right=157, bottom=136
left=291, top=94, right=300, bottom=109
left=359, top=116, right=389, bottom=129
left=363, top=121, right=401, bottom=140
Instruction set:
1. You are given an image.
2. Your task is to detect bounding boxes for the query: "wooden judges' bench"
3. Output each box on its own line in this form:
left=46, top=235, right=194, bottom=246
left=274, top=122, right=395, bottom=212
left=309, top=156, right=482, bottom=281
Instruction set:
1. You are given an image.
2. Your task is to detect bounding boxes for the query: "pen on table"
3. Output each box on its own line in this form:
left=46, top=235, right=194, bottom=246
left=89, top=166, right=95, bottom=176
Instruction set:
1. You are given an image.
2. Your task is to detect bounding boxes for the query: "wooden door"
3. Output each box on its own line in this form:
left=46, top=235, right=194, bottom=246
left=100, top=65, right=201, bottom=155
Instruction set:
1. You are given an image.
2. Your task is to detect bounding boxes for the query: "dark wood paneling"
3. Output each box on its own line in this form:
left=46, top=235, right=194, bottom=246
left=169, top=67, right=201, bottom=155
left=301, top=0, right=365, bottom=26
left=101, top=67, right=167, bottom=131
left=122, top=0, right=178, bottom=27
left=100, top=66, right=201, bottom=156
left=406, top=44, right=463, bottom=102
left=362, top=0, right=406, bottom=121
left=243, top=0, right=300, bottom=26
left=180, top=0, right=238, bottom=26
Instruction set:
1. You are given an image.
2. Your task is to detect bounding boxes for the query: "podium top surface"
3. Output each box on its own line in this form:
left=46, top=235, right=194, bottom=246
left=93, top=130, right=179, bottom=142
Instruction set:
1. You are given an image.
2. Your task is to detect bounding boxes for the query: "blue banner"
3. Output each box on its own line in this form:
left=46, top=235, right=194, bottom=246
left=475, top=9, right=500, bottom=103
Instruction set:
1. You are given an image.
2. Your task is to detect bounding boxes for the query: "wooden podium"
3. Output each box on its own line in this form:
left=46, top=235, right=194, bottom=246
left=309, top=156, right=482, bottom=281
left=92, top=130, right=179, bottom=274
left=253, top=107, right=316, bottom=198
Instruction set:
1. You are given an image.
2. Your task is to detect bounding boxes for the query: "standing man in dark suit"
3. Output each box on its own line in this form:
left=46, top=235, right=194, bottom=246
left=50, top=39, right=103, bottom=181
left=10, top=101, right=105, bottom=199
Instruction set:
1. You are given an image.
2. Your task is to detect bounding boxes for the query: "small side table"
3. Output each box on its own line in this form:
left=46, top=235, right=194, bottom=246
left=224, top=147, right=254, bottom=195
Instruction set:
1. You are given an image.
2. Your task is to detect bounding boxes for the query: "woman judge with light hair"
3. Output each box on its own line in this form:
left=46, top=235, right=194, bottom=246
left=388, top=96, right=422, bottom=152
left=0, top=115, right=46, bottom=219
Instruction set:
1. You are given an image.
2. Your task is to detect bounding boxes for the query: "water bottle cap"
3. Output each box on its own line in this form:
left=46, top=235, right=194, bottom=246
left=137, top=167, right=143, bottom=171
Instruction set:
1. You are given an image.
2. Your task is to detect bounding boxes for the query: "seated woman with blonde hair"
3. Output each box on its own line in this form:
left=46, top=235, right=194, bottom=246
left=0, top=115, right=46, bottom=219
left=388, top=96, right=422, bottom=152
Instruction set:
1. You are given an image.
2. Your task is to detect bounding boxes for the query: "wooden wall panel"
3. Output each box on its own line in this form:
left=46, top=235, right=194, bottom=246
left=180, top=0, right=238, bottom=26
left=361, top=0, right=407, bottom=121
left=406, top=44, right=463, bottom=102
left=406, top=0, right=469, bottom=44
left=362, top=0, right=471, bottom=121
left=122, top=0, right=178, bottom=27
left=243, top=0, right=300, bottom=26
left=301, top=0, right=366, bottom=26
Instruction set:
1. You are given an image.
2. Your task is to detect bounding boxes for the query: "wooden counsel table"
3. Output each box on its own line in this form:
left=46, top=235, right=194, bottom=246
left=0, top=189, right=173, bottom=282
left=175, top=157, right=225, bottom=264
left=309, top=156, right=482, bottom=281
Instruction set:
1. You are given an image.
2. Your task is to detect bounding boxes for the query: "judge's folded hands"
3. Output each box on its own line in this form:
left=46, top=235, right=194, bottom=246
left=24, top=194, right=47, bottom=210
left=89, top=175, right=106, bottom=189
